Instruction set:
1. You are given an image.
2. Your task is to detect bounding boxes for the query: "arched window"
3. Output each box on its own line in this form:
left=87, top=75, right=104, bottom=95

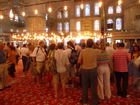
left=76, top=21, right=81, bottom=31
left=108, top=6, right=114, bottom=14
left=116, top=18, right=122, bottom=30
left=107, top=19, right=113, bottom=31
left=64, top=22, right=69, bottom=32
left=57, top=11, right=62, bottom=19
left=94, top=3, right=100, bottom=15
left=64, top=10, right=68, bottom=18
left=116, top=5, right=122, bottom=13
left=84, top=4, right=90, bottom=16
left=76, top=5, right=81, bottom=17
left=58, top=23, right=62, bottom=32
left=94, top=20, right=100, bottom=31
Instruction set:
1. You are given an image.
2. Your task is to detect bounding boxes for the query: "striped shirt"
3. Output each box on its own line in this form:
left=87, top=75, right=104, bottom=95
left=97, top=51, right=110, bottom=65
left=112, top=48, right=130, bottom=72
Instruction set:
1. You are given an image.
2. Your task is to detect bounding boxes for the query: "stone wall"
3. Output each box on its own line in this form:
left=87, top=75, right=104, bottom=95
left=124, top=3, right=140, bottom=31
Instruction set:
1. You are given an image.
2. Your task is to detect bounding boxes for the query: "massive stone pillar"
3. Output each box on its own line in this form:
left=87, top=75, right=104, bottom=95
left=23, top=3, right=46, bottom=33
left=25, top=16, right=46, bottom=33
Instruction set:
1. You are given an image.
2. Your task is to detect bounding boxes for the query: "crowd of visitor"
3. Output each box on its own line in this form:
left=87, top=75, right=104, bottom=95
left=0, top=39, right=140, bottom=105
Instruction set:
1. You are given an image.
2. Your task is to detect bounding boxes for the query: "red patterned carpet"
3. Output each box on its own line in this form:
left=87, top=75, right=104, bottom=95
left=0, top=60, right=140, bottom=105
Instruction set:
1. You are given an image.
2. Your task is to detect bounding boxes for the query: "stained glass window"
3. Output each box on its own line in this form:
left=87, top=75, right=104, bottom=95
left=94, top=20, right=100, bottom=31
left=64, top=10, right=68, bottom=18
left=108, top=6, right=114, bottom=14
left=94, top=3, right=100, bottom=15
left=84, top=4, right=90, bottom=16
left=58, top=23, right=62, bottom=32
left=76, top=21, right=81, bottom=31
left=116, top=18, right=122, bottom=30
left=64, top=22, right=69, bottom=32
left=76, top=5, right=81, bottom=17
left=116, top=5, right=122, bottom=13
left=57, top=11, right=62, bottom=19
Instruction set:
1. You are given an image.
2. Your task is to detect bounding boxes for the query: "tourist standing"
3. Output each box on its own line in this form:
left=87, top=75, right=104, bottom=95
left=112, top=43, right=130, bottom=97
left=54, top=43, right=69, bottom=97
left=31, top=41, right=47, bottom=84
left=65, top=41, right=75, bottom=87
left=78, top=39, right=99, bottom=105
left=97, top=44, right=111, bottom=102
left=7, top=46, right=17, bottom=78
left=0, top=42, right=9, bottom=90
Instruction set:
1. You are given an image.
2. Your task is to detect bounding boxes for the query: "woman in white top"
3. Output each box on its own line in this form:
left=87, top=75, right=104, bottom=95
left=54, top=43, right=69, bottom=98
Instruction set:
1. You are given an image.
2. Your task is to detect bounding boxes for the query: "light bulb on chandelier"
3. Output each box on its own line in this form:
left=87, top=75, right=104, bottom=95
left=64, top=6, right=68, bottom=11
left=48, top=7, right=52, bottom=13
left=99, top=1, right=103, bottom=7
left=34, top=9, right=38, bottom=15
left=0, top=15, right=4, bottom=20
left=22, top=12, right=26, bottom=16
left=118, top=0, right=122, bottom=5
left=80, top=4, right=84, bottom=9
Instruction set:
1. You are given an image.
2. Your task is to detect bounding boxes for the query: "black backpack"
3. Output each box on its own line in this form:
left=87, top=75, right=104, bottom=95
left=69, top=49, right=79, bottom=65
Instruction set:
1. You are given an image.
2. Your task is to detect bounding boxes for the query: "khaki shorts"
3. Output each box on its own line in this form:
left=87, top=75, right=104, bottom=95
left=36, top=62, right=45, bottom=74
left=53, top=71, right=68, bottom=85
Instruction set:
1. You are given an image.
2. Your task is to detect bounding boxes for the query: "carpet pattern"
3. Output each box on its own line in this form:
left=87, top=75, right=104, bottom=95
left=0, top=60, right=140, bottom=105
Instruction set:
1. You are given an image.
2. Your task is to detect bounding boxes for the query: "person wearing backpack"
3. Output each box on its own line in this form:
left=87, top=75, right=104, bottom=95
left=31, top=41, right=47, bottom=84
left=65, top=41, right=77, bottom=87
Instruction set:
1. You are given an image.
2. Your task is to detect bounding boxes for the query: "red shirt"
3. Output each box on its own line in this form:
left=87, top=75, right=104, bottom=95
left=112, top=48, right=130, bottom=72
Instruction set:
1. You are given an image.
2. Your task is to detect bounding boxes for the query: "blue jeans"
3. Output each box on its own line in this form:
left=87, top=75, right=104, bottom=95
left=81, top=68, right=98, bottom=105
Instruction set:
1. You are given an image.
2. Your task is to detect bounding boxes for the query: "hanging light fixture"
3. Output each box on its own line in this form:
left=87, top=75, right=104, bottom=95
left=9, top=9, right=14, bottom=19
left=34, top=9, right=38, bottom=15
left=99, top=1, right=103, bottom=7
left=64, top=6, right=68, bottom=11
left=22, top=12, right=26, bottom=17
left=0, top=15, right=4, bottom=20
left=80, top=3, right=84, bottom=9
left=48, top=7, right=52, bottom=13
left=118, top=0, right=122, bottom=5
left=80, top=0, right=84, bottom=9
